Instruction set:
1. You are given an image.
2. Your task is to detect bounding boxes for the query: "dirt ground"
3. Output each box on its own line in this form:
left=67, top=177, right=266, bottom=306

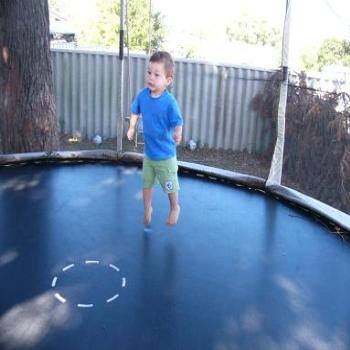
left=0, top=132, right=270, bottom=178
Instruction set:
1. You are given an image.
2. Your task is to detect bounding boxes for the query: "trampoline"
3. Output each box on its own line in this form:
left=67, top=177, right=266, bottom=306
left=1, top=152, right=350, bottom=350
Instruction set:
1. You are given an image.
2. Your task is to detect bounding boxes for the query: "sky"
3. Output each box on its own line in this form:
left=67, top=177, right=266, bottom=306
left=151, top=0, right=350, bottom=42
left=151, top=0, right=350, bottom=67
left=53, top=0, right=350, bottom=69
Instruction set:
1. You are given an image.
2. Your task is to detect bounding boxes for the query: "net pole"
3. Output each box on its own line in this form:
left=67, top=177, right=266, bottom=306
left=266, top=0, right=291, bottom=186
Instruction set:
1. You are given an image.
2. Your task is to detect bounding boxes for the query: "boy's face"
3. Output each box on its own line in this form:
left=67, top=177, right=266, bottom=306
left=147, top=61, right=172, bottom=96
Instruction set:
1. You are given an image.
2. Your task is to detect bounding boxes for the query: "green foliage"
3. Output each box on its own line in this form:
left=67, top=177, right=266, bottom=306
left=79, top=0, right=165, bottom=52
left=301, top=47, right=319, bottom=71
left=226, top=12, right=281, bottom=48
left=185, top=46, right=197, bottom=59
left=302, top=38, right=350, bottom=71
left=150, top=12, right=165, bottom=51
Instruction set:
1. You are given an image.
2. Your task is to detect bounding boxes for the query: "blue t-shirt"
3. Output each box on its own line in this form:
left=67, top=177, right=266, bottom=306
left=131, top=88, right=183, bottom=160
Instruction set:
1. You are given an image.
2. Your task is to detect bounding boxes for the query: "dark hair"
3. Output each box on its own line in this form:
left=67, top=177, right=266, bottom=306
left=149, top=51, right=174, bottom=78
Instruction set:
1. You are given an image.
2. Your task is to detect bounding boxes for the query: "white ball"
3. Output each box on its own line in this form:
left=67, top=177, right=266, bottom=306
left=74, top=131, right=82, bottom=140
left=93, top=135, right=102, bottom=145
left=186, top=139, right=197, bottom=151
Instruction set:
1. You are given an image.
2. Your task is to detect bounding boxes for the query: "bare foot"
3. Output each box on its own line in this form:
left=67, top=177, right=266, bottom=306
left=144, top=207, right=153, bottom=225
left=167, top=205, right=180, bottom=226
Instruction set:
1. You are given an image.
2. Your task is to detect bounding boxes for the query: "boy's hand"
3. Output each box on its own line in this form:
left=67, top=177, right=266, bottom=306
left=127, top=127, right=135, bottom=141
left=174, top=127, right=182, bottom=145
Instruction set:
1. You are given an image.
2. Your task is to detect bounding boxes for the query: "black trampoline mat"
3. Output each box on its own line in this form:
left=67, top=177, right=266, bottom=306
left=0, top=163, right=350, bottom=350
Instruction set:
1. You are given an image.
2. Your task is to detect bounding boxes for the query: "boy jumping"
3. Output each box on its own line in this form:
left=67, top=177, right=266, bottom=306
left=127, top=51, right=183, bottom=226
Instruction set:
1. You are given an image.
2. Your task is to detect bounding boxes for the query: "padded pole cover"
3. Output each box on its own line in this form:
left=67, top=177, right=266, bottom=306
left=266, top=0, right=291, bottom=186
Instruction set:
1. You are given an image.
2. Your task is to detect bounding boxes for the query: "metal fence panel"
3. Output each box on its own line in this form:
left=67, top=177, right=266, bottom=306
left=52, top=49, right=277, bottom=152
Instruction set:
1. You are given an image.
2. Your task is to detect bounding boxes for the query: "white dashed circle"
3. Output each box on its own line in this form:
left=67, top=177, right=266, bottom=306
left=51, top=260, right=127, bottom=308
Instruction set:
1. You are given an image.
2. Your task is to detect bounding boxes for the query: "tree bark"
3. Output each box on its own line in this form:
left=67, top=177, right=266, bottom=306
left=0, top=0, right=59, bottom=154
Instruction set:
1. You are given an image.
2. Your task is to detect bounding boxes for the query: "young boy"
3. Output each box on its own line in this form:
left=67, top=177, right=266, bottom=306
left=127, top=51, right=183, bottom=226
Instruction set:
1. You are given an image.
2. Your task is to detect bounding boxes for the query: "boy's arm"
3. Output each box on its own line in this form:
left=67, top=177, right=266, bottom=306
left=174, top=125, right=183, bottom=145
left=127, top=114, right=139, bottom=141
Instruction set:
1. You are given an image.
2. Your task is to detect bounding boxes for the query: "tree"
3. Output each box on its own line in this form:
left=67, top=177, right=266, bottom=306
left=302, top=38, right=350, bottom=71
left=226, top=12, right=281, bottom=48
left=149, top=12, right=165, bottom=52
left=77, top=0, right=165, bottom=52
left=0, top=0, right=59, bottom=154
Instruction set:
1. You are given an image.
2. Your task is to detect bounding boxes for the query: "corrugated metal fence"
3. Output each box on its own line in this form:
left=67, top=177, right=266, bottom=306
left=52, top=48, right=276, bottom=153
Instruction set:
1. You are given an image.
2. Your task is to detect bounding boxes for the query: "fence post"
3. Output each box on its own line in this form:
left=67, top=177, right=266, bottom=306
left=117, top=0, right=125, bottom=154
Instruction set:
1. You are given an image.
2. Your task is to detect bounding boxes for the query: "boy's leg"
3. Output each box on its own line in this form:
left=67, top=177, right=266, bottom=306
left=143, top=188, right=153, bottom=225
left=154, top=157, right=181, bottom=225
left=167, top=191, right=180, bottom=226
left=143, top=156, right=156, bottom=225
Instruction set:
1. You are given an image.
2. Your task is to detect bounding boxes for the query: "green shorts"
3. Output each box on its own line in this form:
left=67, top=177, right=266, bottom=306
left=143, top=155, right=180, bottom=193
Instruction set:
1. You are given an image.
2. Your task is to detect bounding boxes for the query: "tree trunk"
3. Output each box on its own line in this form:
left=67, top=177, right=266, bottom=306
left=0, top=0, right=59, bottom=154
